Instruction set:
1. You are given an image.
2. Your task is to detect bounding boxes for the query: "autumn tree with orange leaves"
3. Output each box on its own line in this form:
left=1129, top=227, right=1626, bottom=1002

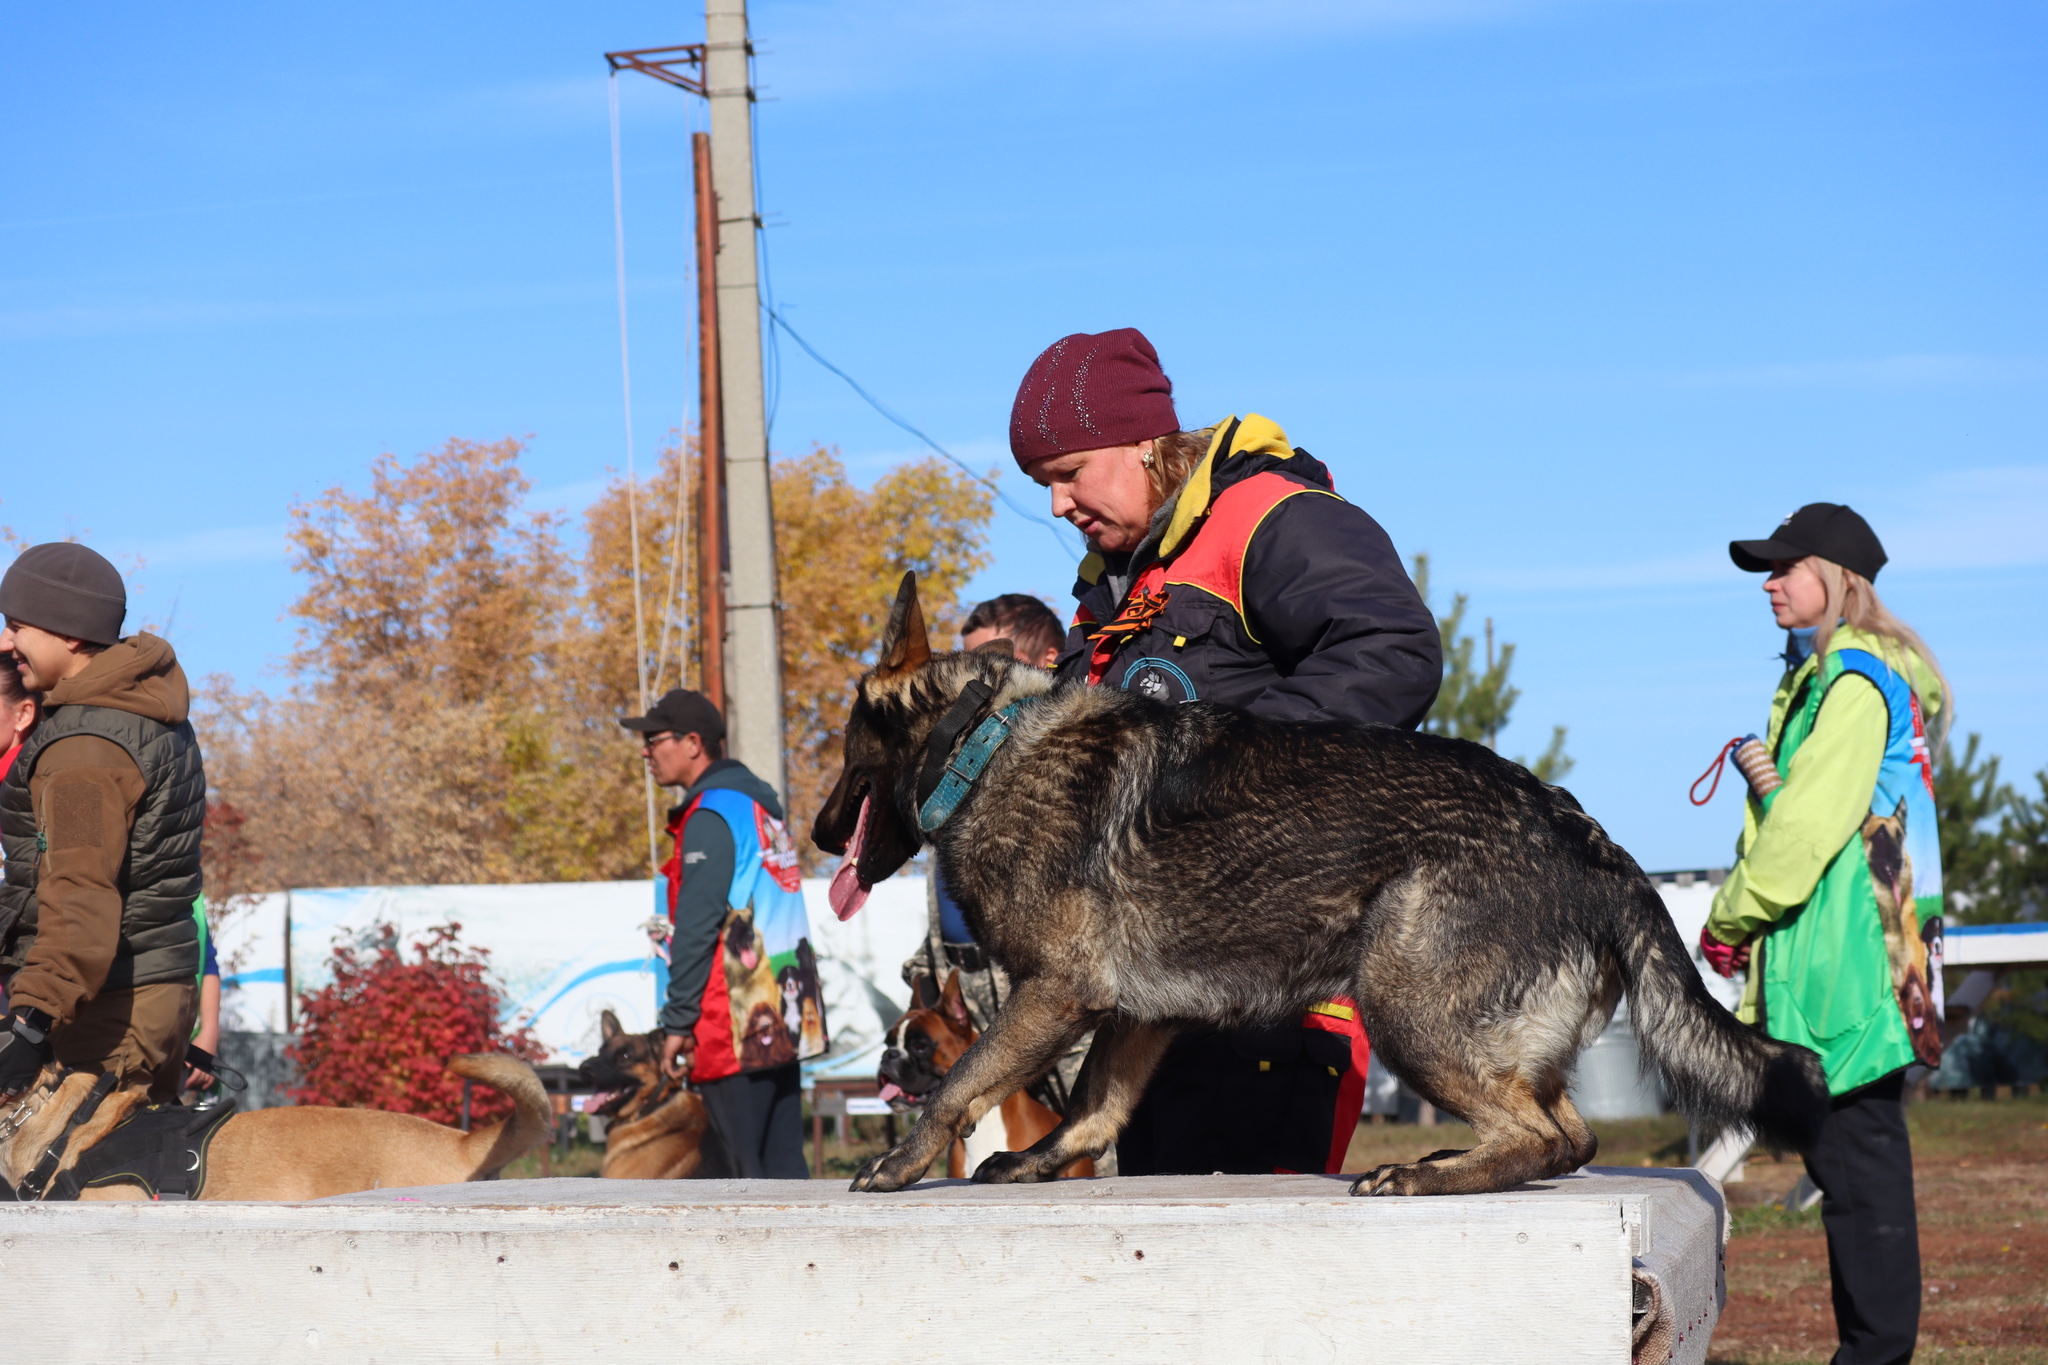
left=199, top=435, right=993, bottom=888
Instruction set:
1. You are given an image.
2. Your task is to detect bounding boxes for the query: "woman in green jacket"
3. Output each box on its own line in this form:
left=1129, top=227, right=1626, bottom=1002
left=1703, top=502, right=1946, bottom=1365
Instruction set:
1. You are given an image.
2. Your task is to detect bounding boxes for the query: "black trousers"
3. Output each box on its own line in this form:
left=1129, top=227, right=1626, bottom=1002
left=698, top=1061, right=809, bottom=1179
left=1803, top=1068, right=1920, bottom=1365
left=1116, top=1024, right=1352, bottom=1177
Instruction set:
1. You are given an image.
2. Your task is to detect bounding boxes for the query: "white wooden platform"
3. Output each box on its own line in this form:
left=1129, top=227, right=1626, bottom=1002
left=0, top=1168, right=1724, bottom=1364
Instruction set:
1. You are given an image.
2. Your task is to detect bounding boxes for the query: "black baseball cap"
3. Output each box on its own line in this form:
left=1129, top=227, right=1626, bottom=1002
left=1729, top=503, right=1888, bottom=583
left=618, top=688, right=726, bottom=740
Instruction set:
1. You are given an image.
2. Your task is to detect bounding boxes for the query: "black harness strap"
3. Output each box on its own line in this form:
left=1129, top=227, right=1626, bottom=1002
left=14, top=1071, right=118, bottom=1201
left=49, top=1098, right=241, bottom=1201
left=914, top=680, right=995, bottom=809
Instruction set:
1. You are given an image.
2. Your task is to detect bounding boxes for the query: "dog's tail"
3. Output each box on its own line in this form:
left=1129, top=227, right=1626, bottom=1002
left=449, top=1054, right=554, bottom=1179
left=1609, top=878, right=1830, bottom=1152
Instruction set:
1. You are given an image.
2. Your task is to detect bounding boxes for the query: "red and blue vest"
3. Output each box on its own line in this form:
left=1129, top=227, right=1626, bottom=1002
left=663, top=787, right=829, bottom=1082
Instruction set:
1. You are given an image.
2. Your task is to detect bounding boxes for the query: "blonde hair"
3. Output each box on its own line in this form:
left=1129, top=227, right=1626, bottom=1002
left=1143, top=428, right=1216, bottom=510
left=1807, top=557, right=1954, bottom=752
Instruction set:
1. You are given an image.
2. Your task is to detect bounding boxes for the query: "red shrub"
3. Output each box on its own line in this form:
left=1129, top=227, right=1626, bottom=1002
left=286, top=921, right=546, bottom=1125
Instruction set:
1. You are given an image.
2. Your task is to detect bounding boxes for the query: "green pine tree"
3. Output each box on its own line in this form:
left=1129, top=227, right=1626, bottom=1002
left=1410, top=554, right=1573, bottom=783
left=1935, top=731, right=2013, bottom=923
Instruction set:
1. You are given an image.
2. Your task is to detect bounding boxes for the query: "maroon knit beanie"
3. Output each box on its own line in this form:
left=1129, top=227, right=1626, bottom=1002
left=1009, top=328, right=1180, bottom=469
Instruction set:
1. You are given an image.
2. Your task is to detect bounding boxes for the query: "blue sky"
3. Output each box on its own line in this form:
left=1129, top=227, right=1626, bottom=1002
left=4, top=1, right=2043, bottom=871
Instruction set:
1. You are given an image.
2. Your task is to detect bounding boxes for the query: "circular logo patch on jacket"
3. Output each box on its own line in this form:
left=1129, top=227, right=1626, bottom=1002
left=1120, top=658, right=1196, bottom=704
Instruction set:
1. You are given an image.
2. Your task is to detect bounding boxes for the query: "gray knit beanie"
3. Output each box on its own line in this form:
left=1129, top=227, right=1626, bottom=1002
left=0, top=543, right=128, bottom=645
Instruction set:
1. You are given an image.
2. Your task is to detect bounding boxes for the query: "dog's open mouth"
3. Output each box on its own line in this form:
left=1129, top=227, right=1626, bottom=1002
left=875, top=1079, right=922, bottom=1111
left=585, top=1087, right=632, bottom=1118
left=828, top=794, right=874, bottom=922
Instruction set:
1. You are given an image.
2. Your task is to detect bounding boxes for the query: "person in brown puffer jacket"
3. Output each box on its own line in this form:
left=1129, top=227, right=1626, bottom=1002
left=0, top=544, right=204, bottom=1103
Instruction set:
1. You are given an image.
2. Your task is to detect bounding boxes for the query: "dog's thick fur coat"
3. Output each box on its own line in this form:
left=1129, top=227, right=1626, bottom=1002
left=814, top=574, right=1830, bottom=1196
left=0, top=1053, right=551, bottom=1200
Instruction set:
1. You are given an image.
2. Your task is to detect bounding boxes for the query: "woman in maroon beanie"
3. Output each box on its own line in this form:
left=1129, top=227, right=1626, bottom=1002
left=1011, top=326, right=1442, bottom=1177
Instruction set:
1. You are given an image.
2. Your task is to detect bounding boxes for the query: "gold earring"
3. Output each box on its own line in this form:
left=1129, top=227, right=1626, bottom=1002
left=1141, top=451, right=1155, bottom=467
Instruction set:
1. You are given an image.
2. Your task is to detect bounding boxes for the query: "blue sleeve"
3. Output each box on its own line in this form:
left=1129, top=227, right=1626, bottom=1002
left=935, top=868, right=975, bottom=944
left=204, top=933, right=219, bottom=979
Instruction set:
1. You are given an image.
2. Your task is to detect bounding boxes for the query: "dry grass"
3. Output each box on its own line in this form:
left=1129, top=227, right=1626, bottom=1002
left=1341, top=1094, right=2048, bottom=1364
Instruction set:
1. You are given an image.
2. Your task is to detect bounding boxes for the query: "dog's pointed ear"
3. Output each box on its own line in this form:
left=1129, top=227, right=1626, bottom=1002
left=600, top=1009, right=622, bottom=1043
left=972, top=637, right=1015, bottom=659
left=940, top=968, right=972, bottom=1032
left=874, top=571, right=931, bottom=677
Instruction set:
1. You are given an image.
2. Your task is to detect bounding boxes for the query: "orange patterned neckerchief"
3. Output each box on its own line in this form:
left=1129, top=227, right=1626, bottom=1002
left=1086, top=569, right=1171, bottom=684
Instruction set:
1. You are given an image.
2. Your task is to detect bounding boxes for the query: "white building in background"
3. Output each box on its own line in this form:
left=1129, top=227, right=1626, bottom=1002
left=213, top=876, right=930, bottom=1080
left=214, top=868, right=1735, bottom=1116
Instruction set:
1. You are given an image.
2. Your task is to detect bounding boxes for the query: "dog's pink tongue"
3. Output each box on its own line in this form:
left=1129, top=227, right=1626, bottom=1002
left=876, top=1080, right=907, bottom=1104
left=827, top=795, right=874, bottom=922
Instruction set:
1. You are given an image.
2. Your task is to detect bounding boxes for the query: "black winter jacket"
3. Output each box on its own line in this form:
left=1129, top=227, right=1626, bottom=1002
left=1053, top=415, right=1441, bottom=728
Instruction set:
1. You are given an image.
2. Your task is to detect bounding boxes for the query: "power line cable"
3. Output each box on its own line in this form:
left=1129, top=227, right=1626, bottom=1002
left=762, top=307, right=1080, bottom=562
left=607, top=71, right=661, bottom=877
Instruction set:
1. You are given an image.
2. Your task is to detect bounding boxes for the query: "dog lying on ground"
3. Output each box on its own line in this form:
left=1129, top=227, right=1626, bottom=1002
left=0, top=1053, right=550, bottom=1201
left=578, top=1010, right=734, bottom=1179
left=880, top=970, right=1093, bottom=1179
left=814, top=573, right=1830, bottom=1197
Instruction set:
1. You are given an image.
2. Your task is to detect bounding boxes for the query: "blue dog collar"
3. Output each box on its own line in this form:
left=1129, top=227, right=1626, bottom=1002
left=917, top=702, right=1027, bottom=833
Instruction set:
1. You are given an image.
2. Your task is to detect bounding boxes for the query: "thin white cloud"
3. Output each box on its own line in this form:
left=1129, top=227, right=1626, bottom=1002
left=128, top=525, right=288, bottom=570
left=1670, top=354, right=2048, bottom=389
left=0, top=276, right=685, bottom=342
left=1458, top=463, right=2048, bottom=595
left=757, top=0, right=1626, bottom=97
left=1866, top=465, right=2048, bottom=572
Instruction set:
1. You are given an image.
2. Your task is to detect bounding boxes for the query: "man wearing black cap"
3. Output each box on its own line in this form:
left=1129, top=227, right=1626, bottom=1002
left=621, top=689, right=818, bottom=1178
left=0, top=544, right=204, bottom=1103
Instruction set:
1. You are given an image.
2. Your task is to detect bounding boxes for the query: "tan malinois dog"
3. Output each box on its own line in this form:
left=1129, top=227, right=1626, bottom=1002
left=0, top=1053, right=550, bottom=1200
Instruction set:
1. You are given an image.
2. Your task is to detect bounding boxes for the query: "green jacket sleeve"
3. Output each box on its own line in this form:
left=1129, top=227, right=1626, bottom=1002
left=1707, top=672, right=1888, bottom=944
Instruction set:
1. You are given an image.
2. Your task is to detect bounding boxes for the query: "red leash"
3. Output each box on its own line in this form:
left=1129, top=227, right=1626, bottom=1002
left=1689, top=738, right=1743, bottom=806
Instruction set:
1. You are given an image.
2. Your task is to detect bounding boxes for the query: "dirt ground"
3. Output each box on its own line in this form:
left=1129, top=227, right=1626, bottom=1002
left=1345, top=1093, right=2048, bottom=1364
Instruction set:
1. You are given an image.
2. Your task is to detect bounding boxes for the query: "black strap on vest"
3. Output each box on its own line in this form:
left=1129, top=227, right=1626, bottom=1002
left=46, top=1098, right=241, bottom=1201
left=915, top=680, right=995, bottom=809
left=11, top=1071, right=118, bottom=1201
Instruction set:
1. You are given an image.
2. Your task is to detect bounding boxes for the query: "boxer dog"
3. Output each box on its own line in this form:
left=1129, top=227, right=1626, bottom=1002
left=878, top=971, right=1092, bottom=1180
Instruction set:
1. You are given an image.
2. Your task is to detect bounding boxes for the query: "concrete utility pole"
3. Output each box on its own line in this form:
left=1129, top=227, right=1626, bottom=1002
left=703, top=0, right=787, bottom=800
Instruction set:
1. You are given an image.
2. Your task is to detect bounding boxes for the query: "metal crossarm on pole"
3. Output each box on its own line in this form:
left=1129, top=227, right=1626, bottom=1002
left=602, top=45, right=707, bottom=96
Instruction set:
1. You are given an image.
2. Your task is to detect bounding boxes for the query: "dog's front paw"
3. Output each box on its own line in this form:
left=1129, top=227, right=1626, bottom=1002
left=972, top=1149, right=1057, bottom=1184
left=848, top=1145, right=922, bottom=1192
left=1352, top=1154, right=1466, bottom=1196
left=1343, top=1162, right=1409, bottom=1195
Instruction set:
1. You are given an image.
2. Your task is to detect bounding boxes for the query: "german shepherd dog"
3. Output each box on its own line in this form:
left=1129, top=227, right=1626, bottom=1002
left=578, top=1011, right=734, bottom=1179
left=1, top=1054, right=550, bottom=1200
left=814, top=573, right=1829, bottom=1197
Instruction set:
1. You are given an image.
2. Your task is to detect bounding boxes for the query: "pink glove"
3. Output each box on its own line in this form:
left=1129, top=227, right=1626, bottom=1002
left=1699, top=925, right=1750, bottom=978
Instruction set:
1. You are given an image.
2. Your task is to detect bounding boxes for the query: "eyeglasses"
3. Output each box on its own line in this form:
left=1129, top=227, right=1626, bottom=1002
left=640, top=732, right=679, bottom=750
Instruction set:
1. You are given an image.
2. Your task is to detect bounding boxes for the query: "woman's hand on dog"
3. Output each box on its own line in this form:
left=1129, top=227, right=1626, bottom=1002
left=661, top=1032, right=696, bottom=1079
